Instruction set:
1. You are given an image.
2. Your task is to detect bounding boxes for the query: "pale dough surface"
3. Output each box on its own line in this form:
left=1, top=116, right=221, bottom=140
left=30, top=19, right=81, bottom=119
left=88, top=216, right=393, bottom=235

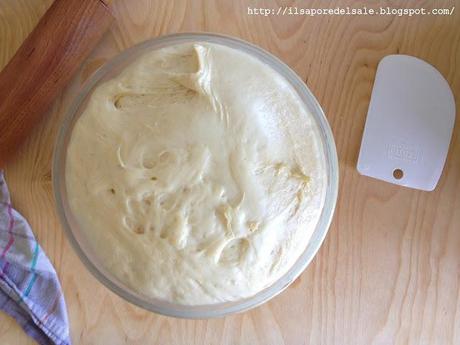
left=65, top=42, right=327, bottom=304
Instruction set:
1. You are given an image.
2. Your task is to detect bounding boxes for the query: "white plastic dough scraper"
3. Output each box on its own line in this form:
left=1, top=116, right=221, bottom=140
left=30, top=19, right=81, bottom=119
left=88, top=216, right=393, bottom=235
left=357, top=55, right=456, bottom=191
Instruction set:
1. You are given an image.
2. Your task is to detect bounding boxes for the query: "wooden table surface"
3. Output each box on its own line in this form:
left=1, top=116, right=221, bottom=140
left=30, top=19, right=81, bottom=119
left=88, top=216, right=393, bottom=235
left=1, top=0, right=459, bottom=344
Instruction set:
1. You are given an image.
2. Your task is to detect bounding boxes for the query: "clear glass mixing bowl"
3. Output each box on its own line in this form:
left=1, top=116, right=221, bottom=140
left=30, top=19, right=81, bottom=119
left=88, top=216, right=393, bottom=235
left=53, top=33, right=339, bottom=318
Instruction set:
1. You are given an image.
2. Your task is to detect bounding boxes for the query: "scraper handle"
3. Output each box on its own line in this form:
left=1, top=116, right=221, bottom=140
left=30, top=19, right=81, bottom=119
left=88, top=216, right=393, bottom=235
left=0, top=0, right=113, bottom=167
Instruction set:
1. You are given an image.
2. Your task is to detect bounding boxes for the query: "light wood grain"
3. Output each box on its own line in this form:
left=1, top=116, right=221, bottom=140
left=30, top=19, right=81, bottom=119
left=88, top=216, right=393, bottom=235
left=1, top=0, right=459, bottom=344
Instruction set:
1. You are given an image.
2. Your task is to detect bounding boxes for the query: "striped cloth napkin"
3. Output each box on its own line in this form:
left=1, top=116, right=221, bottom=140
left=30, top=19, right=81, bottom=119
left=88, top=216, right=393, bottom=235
left=0, top=172, right=71, bottom=345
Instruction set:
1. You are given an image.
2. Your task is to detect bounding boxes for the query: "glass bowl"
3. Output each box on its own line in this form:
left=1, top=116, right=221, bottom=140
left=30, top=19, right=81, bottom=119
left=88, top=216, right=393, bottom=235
left=53, top=33, right=339, bottom=318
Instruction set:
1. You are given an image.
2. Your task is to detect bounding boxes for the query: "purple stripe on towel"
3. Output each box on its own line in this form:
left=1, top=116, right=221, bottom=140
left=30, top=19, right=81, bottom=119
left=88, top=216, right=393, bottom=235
left=1, top=203, right=15, bottom=258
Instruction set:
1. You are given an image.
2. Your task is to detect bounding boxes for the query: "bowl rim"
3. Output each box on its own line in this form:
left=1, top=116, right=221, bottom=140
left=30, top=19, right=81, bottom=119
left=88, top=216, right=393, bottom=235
left=53, top=32, right=339, bottom=318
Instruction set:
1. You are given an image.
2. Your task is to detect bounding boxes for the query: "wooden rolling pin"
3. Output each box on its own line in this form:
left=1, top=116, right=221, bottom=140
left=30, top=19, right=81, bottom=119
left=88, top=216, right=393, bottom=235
left=0, top=0, right=114, bottom=167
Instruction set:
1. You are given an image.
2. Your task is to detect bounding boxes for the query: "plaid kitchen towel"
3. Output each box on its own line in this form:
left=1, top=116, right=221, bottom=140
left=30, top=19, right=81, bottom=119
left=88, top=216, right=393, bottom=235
left=0, top=172, right=71, bottom=345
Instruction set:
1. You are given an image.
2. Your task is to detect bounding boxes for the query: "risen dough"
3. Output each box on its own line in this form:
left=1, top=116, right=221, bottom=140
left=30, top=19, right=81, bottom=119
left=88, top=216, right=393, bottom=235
left=66, top=42, right=327, bottom=304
